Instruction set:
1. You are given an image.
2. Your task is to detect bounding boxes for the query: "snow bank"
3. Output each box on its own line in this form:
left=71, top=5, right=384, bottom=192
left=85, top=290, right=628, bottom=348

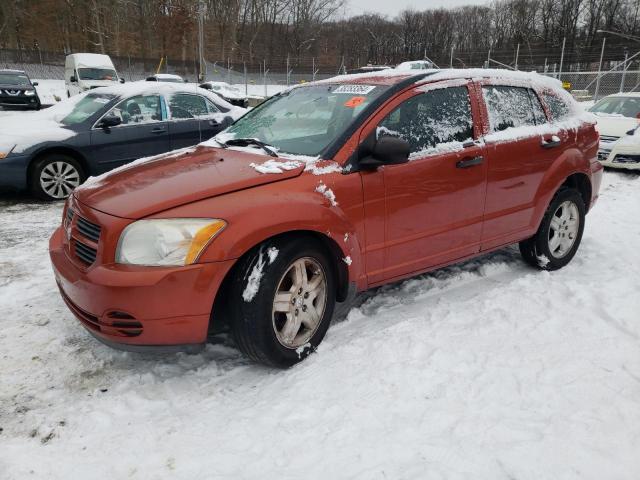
left=1, top=172, right=639, bottom=479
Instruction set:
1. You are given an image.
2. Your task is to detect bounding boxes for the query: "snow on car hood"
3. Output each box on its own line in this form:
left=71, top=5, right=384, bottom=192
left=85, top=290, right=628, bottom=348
left=0, top=97, right=82, bottom=153
left=592, top=113, right=639, bottom=138
left=74, top=145, right=305, bottom=219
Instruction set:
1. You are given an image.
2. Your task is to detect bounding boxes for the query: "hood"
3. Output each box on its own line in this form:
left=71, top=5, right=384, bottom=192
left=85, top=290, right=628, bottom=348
left=593, top=113, right=638, bottom=138
left=0, top=118, right=75, bottom=154
left=74, top=146, right=305, bottom=219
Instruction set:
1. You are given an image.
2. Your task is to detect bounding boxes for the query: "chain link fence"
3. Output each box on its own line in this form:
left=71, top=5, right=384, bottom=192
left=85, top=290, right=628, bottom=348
left=2, top=47, right=638, bottom=101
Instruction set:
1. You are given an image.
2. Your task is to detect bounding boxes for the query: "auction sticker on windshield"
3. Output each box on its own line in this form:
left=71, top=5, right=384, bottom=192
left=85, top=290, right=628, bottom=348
left=333, top=85, right=376, bottom=95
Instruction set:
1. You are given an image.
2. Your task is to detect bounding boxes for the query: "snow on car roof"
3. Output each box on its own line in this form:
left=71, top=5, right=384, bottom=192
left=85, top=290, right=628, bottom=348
left=86, top=81, right=238, bottom=110
left=151, top=73, right=184, bottom=80
left=598, top=92, right=640, bottom=98
left=68, top=53, right=115, bottom=69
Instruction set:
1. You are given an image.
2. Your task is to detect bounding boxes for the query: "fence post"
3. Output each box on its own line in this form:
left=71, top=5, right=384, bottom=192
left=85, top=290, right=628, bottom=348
left=620, top=48, right=629, bottom=93
left=263, top=59, right=268, bottom=97
left=594, top=37, right=606, bottom=101
left=244, top=62, right=247, bottom=96
left=514, top=43, right=519, bottom=70
left=450, top=46, right=454, bottom=68
left=286, top=53, right=290, bottom=86
left=558, top=37, right=565, bottom=81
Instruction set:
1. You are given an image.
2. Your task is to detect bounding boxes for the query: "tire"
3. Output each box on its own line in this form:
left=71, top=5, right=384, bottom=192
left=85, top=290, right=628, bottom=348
left=519, top=187, right=586, bottom=271
left=229, top=237, right=337, bottom=368
left=30, top=154, right=85, bottom=201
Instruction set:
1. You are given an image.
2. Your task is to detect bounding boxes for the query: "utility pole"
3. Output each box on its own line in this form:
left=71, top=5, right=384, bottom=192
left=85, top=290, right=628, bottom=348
left=620, top=47, right=629, bottom=92
left=558, top=37, right=566, bottom=80
left=197, top=0, right=205, bottom=82
left=594, top=37, right=606, bottom=101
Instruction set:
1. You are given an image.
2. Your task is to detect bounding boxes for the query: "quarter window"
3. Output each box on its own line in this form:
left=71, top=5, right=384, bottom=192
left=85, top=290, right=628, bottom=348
left=378, top=87, right=474, bottom=155
left=170, top=94, right=208, bottom=119
left=483, top=86, right=547, bottom=131
left=543, top=93, right=571, bottom=121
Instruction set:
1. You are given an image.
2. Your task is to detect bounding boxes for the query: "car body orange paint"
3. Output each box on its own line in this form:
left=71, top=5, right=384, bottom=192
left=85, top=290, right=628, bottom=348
left=49, top=71, right=602, bottom=351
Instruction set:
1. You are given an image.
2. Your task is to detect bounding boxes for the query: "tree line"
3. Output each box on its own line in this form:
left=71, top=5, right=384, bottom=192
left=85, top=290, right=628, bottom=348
left=0, top=0, right=638, bottom=74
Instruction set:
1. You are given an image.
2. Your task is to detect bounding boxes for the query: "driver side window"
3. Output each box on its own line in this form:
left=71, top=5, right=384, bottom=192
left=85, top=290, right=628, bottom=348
left=106, top=95, right=163, bottom=126
left=378, top=87, right=474, bottom=156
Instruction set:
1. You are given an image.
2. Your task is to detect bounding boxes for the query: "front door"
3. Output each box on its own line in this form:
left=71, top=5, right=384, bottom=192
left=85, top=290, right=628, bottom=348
left=167, top=93, right=225, bottom=149
left=90, top=94, right=170, bottom=173
left=361, top=82, right=488, bottom=284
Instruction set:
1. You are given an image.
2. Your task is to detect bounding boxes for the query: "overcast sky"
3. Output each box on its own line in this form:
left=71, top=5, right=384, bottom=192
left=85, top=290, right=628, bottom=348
left=346, top=0, right=488, bottom=17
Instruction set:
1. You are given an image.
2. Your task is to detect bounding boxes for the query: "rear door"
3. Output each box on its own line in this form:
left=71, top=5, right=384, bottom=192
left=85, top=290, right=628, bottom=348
left=478, top=82, right=560, bottom=250
left=360, top=81, right=488, bottom=284
left=90, top=94, right=170, bottom=172
left=167, top=93, right=225, bottom=148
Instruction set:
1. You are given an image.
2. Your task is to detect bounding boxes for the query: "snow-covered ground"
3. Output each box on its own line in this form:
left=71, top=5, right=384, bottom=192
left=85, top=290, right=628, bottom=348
left=1, top=171, right=639, bottom=479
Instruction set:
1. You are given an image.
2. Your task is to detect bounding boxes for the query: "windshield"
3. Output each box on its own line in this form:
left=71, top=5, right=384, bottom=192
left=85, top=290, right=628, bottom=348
left=220, top=84, right=389, bottom=156
left=60, top=93, right=115, bottom=125
left=590, top=96, right=640, bottom=118
left=78, top=68, right=117, bottom=81
left=0, top=73, right=30, bottom=86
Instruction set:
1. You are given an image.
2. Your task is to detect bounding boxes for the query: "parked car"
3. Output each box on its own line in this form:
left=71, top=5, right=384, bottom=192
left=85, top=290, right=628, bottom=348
left=589, top=92, right=640, bottom=165
left=599, top=125, right=640, bottom=170
left=50, top=69, right=601, bottom=367
left=0, top=69, right=41, bottom=110
left=146, top=74, right=185, bottom=83
left=198, top=81, right=248, bottom=107
left=65, top=53, right=123, bottom=97
left=0, top=82, right=245, bottom=200
left=395, top=60, right=435, bottom=70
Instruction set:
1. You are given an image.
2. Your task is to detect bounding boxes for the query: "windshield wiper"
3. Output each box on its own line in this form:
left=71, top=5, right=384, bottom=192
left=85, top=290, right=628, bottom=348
left=224, top=138, right=278, bottom=157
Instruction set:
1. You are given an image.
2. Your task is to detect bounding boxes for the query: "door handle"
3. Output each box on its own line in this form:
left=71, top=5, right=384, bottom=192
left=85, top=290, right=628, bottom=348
left=151, top=127, right=166, bottom=134
left=456, top=156, right=484, bottom=168
left=541, top=137, right=561, bottom=149
left=208, top=120, right=220, bottom=127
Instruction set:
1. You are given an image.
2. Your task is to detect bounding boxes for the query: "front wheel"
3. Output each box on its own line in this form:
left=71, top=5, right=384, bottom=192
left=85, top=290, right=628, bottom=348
left=30, top=154, right=85, bottom=201
left=229, top=237, right=336, bottom=367
left=519, top=187, right=585, bottom=271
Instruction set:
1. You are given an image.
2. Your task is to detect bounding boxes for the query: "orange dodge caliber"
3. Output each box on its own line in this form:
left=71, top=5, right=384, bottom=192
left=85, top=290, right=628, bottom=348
left=50, top=69, right=602, bottom=367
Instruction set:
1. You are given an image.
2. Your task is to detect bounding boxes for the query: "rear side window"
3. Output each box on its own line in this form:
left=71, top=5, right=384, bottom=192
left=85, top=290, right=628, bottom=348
left=483, top=86, right=547, bottom=131
left=170, top=94, right=208, bottom=119
left=378, top=86, right=474, bottom=155
left=543, top=93, right=571, bottom=121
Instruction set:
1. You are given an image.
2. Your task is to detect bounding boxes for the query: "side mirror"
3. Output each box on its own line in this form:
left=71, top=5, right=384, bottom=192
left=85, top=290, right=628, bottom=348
left=97, top=113, right=122, bottom=129
left=359, top=135, right=410, bottom=170
left=120, top=78, right=125, bottom=84
left=32, top=81, right=39, bottom=86
left=626, top=128, right=637, bottom=136
left=70, top=76, right=77, bottom=83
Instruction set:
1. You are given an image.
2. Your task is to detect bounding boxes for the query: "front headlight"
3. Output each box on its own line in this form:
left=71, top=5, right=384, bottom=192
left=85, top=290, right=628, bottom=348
left=0, top=144, right=16, bottom=159
left=116, top=218, right=226, bottom=266
left=24, top=90, right=36, bottom=96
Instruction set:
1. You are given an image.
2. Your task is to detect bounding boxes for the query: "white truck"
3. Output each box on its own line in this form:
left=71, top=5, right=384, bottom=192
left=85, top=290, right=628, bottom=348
left=65, top=53, right=123, bottom=97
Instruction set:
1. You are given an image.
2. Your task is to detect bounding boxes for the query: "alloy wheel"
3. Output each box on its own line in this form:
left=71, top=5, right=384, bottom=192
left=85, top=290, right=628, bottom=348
left=40, top=161, right=81, bottom=199
left=272, top=257, right=327, bottom=348
left=548, top=200, right=580, bottom=258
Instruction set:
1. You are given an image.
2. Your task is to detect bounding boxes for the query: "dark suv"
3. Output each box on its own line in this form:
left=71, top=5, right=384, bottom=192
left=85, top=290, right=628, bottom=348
left=0, top=69, right=41, bottom=110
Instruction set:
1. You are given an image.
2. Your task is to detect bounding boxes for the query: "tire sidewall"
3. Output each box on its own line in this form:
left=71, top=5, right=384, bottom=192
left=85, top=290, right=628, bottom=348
left=30, top=154, right=85, bottom=201
left=533, top=188, right=586, bottom=270
left=232, top=238, right=336, bottom=367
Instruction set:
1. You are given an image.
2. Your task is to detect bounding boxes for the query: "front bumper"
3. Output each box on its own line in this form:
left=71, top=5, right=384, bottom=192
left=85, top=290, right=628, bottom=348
left=0, top=95, right=40, bottom=108
left=49, top=226, right=236, bottom=351
left=0, top=153, right=30, bottom=190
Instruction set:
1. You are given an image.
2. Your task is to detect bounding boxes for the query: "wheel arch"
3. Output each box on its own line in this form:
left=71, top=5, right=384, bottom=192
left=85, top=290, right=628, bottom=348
left=208, top=229, right=352, bottom=336
left=27, top=146, right=90, bottom=186
left=560, top=172, right=592, bottom=213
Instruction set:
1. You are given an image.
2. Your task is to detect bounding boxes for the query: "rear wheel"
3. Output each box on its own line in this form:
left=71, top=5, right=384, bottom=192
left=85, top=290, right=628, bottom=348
left=30, top=154, right=85, bottom=201
left=519, top=187, right=585, bottom=271
left=229, top=237, right=336, bottom=367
